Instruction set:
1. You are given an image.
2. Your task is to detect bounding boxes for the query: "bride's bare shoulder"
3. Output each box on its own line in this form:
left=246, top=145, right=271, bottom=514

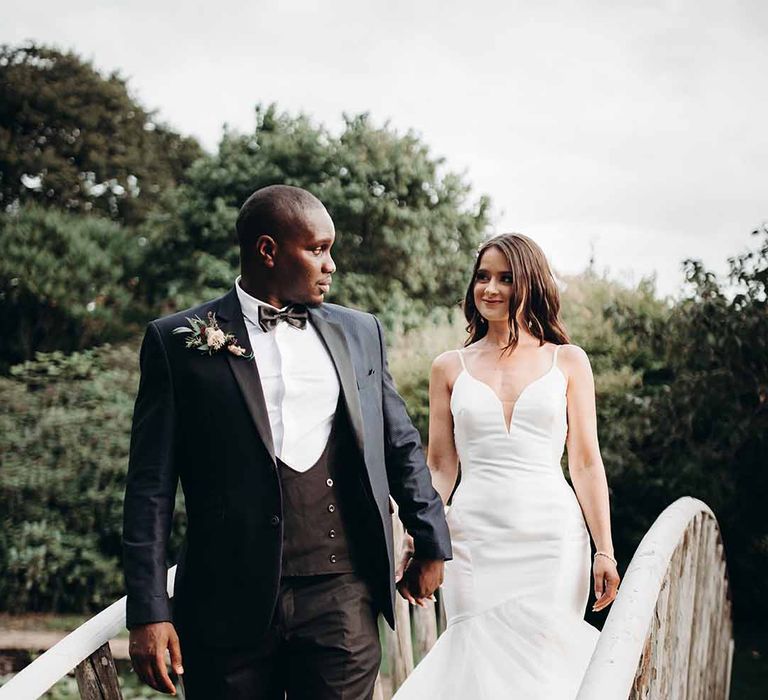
left=557, top=343, right=588, bottom=359
left=431, top=349, right=464, bottom=384
left=556, top=344, right=593, bottom=376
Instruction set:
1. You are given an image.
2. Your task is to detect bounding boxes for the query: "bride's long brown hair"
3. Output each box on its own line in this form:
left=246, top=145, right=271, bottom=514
left=463, top=233, right=570, bottom=351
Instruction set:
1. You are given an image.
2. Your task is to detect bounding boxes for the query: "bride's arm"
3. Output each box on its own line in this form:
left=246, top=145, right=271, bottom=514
left=426, top=352, right=460, bottom=505
left=562, top=344, right=620, bottom=611
left=396, top=353, right=459, bottom=605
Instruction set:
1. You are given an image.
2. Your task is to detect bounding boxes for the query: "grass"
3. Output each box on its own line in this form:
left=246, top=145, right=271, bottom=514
left=0, top=613, right=87, bottom=632
left=388, top=309, right=466, bottom=385
left=0, top=613, right=129, bottom=638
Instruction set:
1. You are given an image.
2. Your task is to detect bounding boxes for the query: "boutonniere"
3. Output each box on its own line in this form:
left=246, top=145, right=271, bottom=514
left=172, top=312, right=253, bottom=359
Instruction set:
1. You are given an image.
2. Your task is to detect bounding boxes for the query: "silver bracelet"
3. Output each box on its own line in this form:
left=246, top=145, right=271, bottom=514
left=594, top=551, right=617, bottom=566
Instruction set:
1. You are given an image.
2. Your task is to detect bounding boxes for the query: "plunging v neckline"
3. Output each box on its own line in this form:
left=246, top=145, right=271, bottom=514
left=460, top=365, right=558, bottom=436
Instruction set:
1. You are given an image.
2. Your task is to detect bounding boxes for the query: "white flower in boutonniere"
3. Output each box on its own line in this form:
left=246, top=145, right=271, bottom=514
left=206, top=327, right=226, bottom=350
left=172, top=311, right=253, bottom=359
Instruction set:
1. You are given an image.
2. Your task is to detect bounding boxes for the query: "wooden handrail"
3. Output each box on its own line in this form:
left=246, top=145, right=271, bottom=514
left=0, top=568, right=177, bottom=699
left=577, top=497, right=733, bottom=699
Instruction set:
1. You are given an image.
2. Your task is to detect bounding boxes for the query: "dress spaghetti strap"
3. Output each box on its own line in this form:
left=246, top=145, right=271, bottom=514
left=552, top=344, right=561, bottom=369
left=455, top=349, right=467, bottom=370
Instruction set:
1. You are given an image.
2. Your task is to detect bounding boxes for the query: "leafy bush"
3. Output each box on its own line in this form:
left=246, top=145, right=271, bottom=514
left=0, top=343, right=185, bottom=612
left=0, top=205, right=147, bottom=368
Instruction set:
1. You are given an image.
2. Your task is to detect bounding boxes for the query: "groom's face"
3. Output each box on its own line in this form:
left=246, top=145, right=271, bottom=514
left=276, top=207, right=336, bottom=307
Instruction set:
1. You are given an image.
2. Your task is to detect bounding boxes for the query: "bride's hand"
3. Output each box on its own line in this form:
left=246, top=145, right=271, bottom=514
left=592, top=555, right=620, bottom=612
left=395, top=532, right=415, bottom=582
left=397, top=532, right=425, bottom=605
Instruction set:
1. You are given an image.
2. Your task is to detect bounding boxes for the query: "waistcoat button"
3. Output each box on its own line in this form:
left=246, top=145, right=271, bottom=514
left=326, top=478, right=334, bottom=487
left=328, top=504, right=335, bottom=513
left=270, top=515, right=280, bottom=527
left=329, top=529, right=336, bottom=538
left=329, top=554, right=337, bottom=563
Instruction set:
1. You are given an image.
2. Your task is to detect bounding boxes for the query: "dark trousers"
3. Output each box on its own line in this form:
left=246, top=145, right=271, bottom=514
left=181, top=573, right=381, bottom=700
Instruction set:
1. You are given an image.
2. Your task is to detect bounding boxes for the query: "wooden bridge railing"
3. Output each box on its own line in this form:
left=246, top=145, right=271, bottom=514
left=0, top=568, right=177, bottom=699
left=576, top=497, right=733, bottom=699
left=0, top=497, right=733, bottom=699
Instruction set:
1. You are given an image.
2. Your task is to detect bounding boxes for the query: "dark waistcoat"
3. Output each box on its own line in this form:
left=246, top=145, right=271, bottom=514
left=278, top=404, right=363, bottom=576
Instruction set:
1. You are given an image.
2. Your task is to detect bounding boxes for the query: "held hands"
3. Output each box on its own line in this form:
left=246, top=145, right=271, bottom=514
left=129, top=622, right=183, bottom=695
left=592, top=553, right=620, bottom=613
left=396, top=532, right=444, bottom=606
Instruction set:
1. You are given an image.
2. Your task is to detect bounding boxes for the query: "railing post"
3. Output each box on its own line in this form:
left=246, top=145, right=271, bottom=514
left=74, top=642, right=123, bottom=699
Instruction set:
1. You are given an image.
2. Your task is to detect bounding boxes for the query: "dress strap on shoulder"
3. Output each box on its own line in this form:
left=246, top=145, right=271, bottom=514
left=551, top=344, right=561, bottom=369
left=455, top=349, right=467, bottom=370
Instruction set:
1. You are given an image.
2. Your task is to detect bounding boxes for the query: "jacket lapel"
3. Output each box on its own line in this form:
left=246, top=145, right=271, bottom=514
left=215, top=288, right=276, bottom=462
left=308, top=307, right=366, bottom=457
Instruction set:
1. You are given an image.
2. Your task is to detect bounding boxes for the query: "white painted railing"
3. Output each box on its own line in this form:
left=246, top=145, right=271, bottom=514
left=0, top=568, right=177, bottom=700
left=577, top=497, right=733, bottom=700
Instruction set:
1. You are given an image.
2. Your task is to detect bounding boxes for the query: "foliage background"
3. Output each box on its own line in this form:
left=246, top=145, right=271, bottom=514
left=1, top=41, right=766, bottom=694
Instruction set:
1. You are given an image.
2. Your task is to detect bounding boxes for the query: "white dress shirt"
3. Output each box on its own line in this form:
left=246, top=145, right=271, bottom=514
left=235, top=277, right=340, bottom=472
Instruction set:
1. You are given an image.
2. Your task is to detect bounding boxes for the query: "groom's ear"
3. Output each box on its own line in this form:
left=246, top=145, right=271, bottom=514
left=256, top=235, right=278, bottom=269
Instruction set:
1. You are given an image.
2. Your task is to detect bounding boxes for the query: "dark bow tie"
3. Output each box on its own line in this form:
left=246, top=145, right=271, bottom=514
left=257, top=304, right=309, bottom=332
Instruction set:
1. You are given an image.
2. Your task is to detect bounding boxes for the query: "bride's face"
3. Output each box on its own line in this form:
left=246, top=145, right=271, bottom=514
left=473, top=246, right=514, bottom=323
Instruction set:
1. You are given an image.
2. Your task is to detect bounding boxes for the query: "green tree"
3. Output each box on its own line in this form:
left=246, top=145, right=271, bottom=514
left=141, top=105, right=490, bottom=328
left=0, top=43, right=201, bottom=224
left=0, top=205, right=145, bottom=367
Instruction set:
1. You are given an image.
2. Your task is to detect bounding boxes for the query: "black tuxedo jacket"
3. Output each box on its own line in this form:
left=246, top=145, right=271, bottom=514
left=122, top=288, right=451, bottom=645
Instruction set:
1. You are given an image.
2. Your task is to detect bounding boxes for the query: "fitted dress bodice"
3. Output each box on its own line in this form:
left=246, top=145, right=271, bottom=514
left=453, top=352, right=568, bottom=478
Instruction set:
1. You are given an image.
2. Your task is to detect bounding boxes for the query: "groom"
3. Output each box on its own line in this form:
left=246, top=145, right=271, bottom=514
left=122, top=185, right=451, bottom=698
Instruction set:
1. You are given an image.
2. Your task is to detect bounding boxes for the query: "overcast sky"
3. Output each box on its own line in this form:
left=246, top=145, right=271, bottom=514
left=4, top=0, right=767, bottom=297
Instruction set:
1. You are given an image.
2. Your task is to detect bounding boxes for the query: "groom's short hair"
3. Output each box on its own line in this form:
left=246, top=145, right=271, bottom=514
left=236, top=185, right=325, bottom=248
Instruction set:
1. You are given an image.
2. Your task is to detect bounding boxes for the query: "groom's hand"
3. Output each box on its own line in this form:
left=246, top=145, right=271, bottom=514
left=397, top=557, right=444, bottom=606
left=129, top=621, right=183, bottom=695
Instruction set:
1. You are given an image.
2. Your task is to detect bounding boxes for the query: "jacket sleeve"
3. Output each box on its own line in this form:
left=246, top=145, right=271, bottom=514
left=122, top=321, right=178, bottom=628
left=375, top=316, right=452, bottom=561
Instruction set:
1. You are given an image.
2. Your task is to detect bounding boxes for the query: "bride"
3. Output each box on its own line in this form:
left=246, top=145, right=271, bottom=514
left=394, top=233, right=621, bottom=698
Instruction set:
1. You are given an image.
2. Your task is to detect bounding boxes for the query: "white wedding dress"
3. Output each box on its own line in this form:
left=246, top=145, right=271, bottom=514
left=394, top=345, right=599, bottom=699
